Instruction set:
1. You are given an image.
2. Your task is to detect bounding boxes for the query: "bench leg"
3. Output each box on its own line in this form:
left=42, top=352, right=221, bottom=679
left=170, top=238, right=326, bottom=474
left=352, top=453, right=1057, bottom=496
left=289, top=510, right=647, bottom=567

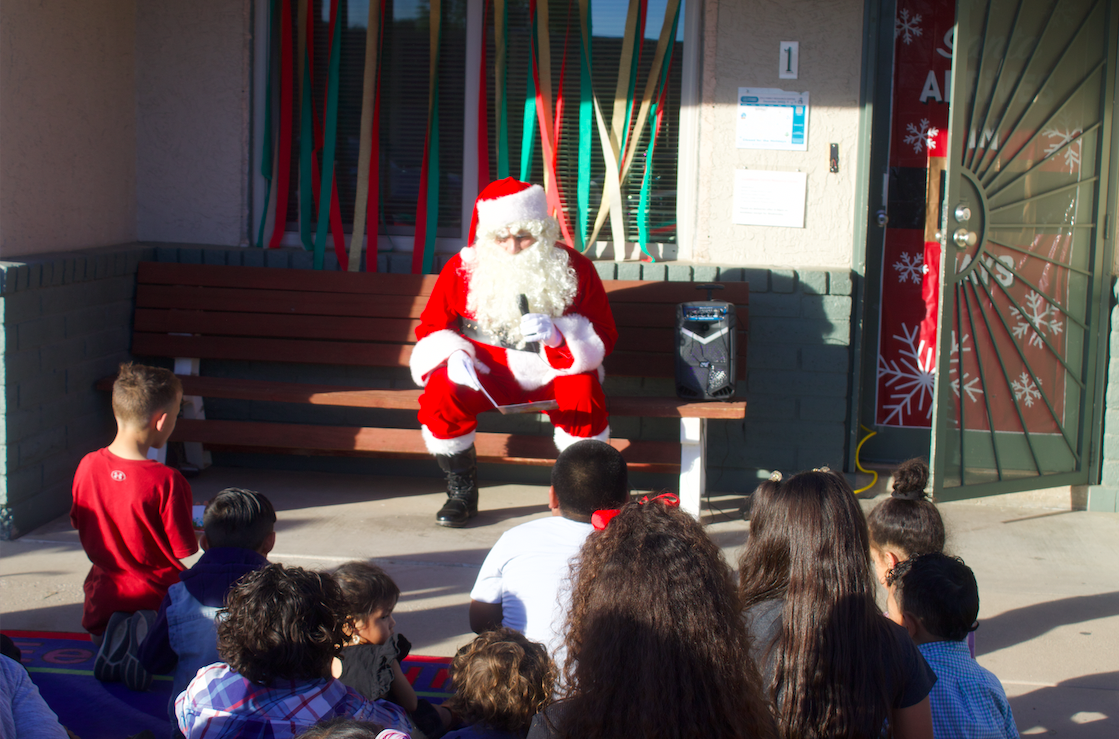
left=175, top=357, right=212, bottom=470
left=679, top=417, right=707, bottom=518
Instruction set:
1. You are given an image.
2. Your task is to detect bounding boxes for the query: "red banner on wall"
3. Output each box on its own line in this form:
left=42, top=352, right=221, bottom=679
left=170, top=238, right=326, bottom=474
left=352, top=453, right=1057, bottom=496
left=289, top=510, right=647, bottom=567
left=875, top=0, right=955, bottom=427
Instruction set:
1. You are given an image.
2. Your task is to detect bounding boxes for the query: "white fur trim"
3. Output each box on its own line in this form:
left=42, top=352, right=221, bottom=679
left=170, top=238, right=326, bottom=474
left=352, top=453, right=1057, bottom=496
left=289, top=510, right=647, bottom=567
left=554, top=425, right=611, bottom=452
left=422, top=426, right=476, bottom=456
left=410, top=329, right=475, bottom=387
left=505, top=349, right=557, bottom=391
left=475, top=185, right=548, bottom=236
left=553, top=315, right=606, bottom=376
left=503, top=313, right=607, bottom=391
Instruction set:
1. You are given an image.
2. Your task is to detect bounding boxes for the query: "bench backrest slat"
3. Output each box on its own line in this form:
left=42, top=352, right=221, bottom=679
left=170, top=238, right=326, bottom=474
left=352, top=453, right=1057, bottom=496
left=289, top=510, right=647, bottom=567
left=140, top=261, right=438, bottom=296
left=131, top=263, right=748, bottom=380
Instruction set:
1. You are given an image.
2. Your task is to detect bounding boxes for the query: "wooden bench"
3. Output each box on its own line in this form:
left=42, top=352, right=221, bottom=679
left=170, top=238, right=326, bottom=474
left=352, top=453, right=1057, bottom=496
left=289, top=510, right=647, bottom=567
left=121, top=261, right=748, bottom=515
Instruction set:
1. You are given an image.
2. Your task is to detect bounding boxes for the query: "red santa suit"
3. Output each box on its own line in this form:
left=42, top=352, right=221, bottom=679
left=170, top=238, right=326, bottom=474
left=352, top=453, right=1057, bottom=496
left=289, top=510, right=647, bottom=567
left=410, top=242, right=616, bottom=455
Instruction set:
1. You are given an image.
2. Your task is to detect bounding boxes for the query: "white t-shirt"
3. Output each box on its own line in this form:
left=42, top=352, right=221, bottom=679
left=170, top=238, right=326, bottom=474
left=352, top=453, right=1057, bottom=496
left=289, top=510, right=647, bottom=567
left=470, top=516, right=593, bottom=661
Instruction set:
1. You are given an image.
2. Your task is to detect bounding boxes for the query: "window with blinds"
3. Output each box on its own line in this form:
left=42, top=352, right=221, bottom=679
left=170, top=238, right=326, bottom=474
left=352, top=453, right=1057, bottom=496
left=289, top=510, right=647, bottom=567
left=271, top=0, right=681, bottom=244
left=485, top=0, right=683, bottom=245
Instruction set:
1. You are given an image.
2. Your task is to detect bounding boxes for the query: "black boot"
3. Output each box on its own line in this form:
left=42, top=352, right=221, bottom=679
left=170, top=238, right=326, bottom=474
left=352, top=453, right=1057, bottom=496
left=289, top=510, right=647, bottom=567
left=435, top=446, right=479, bottom=528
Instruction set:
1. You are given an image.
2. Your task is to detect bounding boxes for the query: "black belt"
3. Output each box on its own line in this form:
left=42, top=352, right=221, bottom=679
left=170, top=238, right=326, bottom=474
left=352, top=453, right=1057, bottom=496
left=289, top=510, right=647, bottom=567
left=460, top=319, right=540, bottom=353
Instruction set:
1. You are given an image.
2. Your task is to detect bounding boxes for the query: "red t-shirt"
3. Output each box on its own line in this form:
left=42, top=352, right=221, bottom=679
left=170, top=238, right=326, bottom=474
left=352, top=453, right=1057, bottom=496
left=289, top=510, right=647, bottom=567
left=70, top=448, right=198, bottom=634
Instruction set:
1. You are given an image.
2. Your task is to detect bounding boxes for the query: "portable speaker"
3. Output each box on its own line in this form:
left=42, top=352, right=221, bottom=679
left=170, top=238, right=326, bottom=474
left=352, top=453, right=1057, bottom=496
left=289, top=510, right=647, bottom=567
left=675, top=291, right=736, bottom=401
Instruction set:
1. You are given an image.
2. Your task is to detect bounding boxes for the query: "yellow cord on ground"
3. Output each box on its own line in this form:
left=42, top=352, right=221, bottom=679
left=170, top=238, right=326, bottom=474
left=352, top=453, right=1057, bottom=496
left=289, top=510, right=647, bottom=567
left=852, top=424, right=878, bottom=494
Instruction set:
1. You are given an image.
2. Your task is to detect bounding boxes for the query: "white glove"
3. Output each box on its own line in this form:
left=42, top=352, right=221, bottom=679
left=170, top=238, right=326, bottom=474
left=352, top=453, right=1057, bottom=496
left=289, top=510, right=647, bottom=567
left=521, top=313, right=563, bottom=348
left=446, top=350, right=483, bottom=391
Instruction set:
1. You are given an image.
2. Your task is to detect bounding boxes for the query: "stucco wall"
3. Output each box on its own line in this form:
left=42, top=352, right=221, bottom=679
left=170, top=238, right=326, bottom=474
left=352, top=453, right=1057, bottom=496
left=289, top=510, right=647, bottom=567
left=0, top=1, right=138, bottom=258
left=136, top=1, right=251, bottom=245
left=692, top=0, right=865, bottom=269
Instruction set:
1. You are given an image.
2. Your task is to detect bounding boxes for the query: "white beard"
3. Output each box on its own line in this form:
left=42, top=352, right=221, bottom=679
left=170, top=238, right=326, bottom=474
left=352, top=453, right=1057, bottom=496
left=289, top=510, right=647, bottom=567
left=464, top=238, right=579, bottom=349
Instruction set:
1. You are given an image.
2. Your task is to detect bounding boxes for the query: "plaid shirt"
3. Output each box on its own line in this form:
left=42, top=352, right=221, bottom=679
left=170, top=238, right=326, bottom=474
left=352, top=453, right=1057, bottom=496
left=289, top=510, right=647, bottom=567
left=919, top=640, right=1019, bottom=739
left=176, top=663, right=412, bottom=739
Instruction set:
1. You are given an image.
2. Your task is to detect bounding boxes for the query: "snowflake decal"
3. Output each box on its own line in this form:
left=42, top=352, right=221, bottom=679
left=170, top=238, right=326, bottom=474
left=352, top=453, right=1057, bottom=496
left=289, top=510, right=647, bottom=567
left=949, top=331, right=982, bottom=403
left=1010, top=291, right=1063, bottom=349
left=879, top=325, right=981, bottom=426
left=1011, top=371, right=1042, bottom=408
left=893, top=252, right=925, bottom=284
left=896, top=8, right=924, bottom=44
left=878, top=323, right=936, bottom=424
left=904, top=119, right=939, bottom=155
left=1042, top=127, right=1083, bottom=174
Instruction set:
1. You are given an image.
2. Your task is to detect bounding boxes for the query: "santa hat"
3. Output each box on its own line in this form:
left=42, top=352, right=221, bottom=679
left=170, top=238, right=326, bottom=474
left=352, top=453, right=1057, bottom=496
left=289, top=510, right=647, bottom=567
left=468, top=178, right=549, bottom=245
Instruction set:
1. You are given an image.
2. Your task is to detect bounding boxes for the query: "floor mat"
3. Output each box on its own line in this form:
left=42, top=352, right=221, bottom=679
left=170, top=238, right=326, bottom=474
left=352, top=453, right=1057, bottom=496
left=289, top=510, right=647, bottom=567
left=8, top=630, right=454, bottom=739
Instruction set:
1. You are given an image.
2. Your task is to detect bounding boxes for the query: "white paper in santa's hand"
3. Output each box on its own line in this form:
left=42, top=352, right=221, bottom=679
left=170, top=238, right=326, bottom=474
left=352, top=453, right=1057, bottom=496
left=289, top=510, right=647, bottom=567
left=475, top=379, right=559, bottom=415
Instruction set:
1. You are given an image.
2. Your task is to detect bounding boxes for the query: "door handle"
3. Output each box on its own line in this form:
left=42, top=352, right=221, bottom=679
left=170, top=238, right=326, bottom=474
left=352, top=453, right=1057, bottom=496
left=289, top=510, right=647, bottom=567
left=953, top=228, right=977, bottom=248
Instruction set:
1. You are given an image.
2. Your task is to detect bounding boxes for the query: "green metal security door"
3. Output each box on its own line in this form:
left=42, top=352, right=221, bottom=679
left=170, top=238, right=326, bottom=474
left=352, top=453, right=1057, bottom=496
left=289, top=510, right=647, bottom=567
left=930, top=0, right=1118, bottom=498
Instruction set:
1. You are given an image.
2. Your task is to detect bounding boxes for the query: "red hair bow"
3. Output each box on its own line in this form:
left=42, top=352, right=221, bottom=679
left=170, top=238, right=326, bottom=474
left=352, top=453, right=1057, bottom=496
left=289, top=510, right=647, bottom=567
left=591, top=509, right=620, bottom=530
left=639, top=493, right=679, bottom=507
left=592, top=494, right=678, bottom=530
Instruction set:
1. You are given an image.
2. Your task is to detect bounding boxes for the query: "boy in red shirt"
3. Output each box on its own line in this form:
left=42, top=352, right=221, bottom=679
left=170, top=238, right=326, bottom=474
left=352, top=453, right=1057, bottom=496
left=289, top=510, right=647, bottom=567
left=70, top=363, right=198, bottom=679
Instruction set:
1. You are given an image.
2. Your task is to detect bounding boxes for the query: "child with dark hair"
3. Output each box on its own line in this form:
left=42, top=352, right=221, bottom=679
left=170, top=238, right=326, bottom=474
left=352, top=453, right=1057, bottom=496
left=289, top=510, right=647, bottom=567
left=739, top=469, right=936, bottom=739
left=138, top=488, right=277, bottom=724
left=70, top=362, right=197, bottom=681
left=176, top=564, right=410, bottom=739
left=331, top=561, right=450, bottom=738
left=469, top=439, right=630, bottom=663
left=867, top=459, right=946, bottom=583
left=528, top=497, right=776, bottom=739
left=887, top=553, right=1018, bottom=739
left=867, top=458, right=976, bottom=657
left=444, top=629, right=555, bottom=739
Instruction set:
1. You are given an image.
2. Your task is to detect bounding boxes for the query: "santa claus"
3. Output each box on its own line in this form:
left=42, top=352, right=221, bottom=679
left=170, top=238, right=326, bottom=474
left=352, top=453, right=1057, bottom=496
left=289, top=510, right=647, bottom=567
left=410, top=178, right=617, bottom=527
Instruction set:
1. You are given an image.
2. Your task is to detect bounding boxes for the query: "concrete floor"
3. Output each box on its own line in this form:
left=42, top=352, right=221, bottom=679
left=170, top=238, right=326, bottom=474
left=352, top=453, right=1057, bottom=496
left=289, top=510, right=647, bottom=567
left=1, top=465, right=1116, bottom=737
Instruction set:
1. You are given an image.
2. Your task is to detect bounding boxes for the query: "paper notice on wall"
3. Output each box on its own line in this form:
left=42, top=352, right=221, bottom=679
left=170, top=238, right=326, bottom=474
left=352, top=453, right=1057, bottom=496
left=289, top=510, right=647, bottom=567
left=737, top=88, right=809, bottom=150
left=733, top=169, right=807, bottom=228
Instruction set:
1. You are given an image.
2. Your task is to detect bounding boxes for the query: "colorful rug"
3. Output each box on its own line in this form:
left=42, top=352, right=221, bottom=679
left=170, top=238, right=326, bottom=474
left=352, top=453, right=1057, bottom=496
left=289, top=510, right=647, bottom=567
left=8, top=630, right=454, bottom=739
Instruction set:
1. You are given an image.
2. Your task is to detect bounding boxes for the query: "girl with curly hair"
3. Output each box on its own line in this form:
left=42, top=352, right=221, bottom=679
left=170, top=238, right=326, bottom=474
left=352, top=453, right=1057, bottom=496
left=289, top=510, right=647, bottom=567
left=175, top=563, right=411, bottom=739
left=527, top=496, right=776, bottom=739
left=738, top=469, right=936, bottom=739
left=444, top=628, right=555, bottom=738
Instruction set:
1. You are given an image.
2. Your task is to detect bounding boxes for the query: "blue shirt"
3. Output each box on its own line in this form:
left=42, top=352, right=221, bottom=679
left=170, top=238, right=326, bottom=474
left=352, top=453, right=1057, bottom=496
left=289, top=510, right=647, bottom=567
left=919, top=640, right=1018, bottom=739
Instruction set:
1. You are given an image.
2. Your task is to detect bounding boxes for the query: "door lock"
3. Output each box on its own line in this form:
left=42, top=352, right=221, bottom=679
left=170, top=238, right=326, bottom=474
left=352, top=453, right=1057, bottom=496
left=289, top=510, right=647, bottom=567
left=876, top=209, right=889, bottom=228
left=954, top=204, right=972, bottom=222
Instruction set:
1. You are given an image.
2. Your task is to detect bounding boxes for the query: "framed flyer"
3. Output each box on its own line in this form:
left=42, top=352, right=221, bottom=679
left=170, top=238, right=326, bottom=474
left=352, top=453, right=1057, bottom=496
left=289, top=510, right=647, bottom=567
left=736, top=88, right=809, bottom=151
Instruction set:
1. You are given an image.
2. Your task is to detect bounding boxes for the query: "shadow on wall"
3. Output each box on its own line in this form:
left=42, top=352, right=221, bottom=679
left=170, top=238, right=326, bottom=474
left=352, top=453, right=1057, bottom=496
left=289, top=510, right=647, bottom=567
left=706, top=268, right=854, bottom=495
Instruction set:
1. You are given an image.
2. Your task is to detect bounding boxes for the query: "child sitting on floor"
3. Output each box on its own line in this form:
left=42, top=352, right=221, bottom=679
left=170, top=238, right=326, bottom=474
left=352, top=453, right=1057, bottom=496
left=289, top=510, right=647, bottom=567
left=868, top=457, right=975, bottom=656
left=332, top=561, right=450, bottom=738
left=887, top=552, right=1019, bottom=739
left=176, top=563, right=411, bottom=739
left=70, top=362, right=198, bottom=682
left=443, top=629, right=555, bottom=739
left=138, top=487, right=276, bottom=725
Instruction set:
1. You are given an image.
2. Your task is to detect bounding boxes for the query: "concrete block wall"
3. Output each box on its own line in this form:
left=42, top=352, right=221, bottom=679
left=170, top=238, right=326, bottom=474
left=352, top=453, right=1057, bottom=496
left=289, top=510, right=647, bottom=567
left=0, top=245, right=155, bottom=538
left=1088, top=278, right=1119, bottom=512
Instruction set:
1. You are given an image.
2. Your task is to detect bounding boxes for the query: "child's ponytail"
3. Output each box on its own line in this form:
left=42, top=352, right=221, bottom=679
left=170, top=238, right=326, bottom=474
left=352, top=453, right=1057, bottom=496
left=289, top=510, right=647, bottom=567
left=868, top=458, right=945, bottom=556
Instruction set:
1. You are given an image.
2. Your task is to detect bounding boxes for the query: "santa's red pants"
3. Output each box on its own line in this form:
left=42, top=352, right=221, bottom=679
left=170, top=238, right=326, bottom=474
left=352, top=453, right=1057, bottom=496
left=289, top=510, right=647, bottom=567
left=418, top=360, right=608, bottom=445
